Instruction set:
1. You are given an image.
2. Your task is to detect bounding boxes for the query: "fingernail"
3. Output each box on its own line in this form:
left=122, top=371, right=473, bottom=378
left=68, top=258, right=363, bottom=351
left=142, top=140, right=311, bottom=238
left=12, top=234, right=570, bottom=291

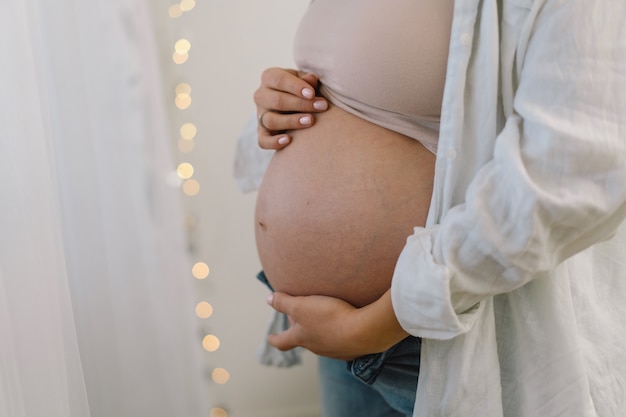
left=277, top=136, right=290, bottom=145
left=302, top=88, right=314, bottom=99
left=266, top=293, right=274, bottom=306
left=299, top=116, right=312, bottom=126
left=313, top=100, right=328, bottom=110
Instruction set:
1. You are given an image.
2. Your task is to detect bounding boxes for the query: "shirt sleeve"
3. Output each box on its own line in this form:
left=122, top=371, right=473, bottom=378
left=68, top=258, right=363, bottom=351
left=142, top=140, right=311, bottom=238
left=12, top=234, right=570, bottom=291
left=391, top=0, right=626, bottom=339
left=232, top=112, right=274, bottom=193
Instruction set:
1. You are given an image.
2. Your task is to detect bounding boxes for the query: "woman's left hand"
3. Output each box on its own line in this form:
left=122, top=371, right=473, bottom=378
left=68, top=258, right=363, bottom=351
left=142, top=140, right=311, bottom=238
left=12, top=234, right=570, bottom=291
left=254, top=68, right=328, bottom=150
left=266, top=289, right=409, bottom=360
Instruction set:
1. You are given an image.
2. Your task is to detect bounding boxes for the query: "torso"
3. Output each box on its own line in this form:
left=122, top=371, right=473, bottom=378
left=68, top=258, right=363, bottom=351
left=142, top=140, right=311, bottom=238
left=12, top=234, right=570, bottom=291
left=294, top=0, right=453, bottom=150
left=255, top=107, right=436, bottom=307
left=254, top=0, right=453, bottom=307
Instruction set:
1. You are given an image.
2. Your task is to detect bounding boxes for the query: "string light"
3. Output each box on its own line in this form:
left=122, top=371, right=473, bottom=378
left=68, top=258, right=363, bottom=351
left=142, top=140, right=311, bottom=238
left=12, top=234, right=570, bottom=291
left=175, top=93, right=192, bottom=110
left=172, top=38, right=191, bottom=65
left=169, top=0, right=196, bottom=18
left=210, top=408, right=228, bottom=417
left=172, top=51, right=189, bottom=65
left=212, top=368, right=230, bottom=385
left=202, top=335, right=221, bottom=352
left=175, top=83, right=191, bottom=95
left=176, top=162, right=194, bottom=179
left=175, top=83, right=193, bottom=110
left=178, top=122, right=197, bottom=153
left=168, top=4, right=183, bottom=18
left=192, top=262, right=210, bottom=279
left=195, top=301, right=213, bottom=319
left=175, top=39, right=191, bottom=54
left=180, top=0, right=196, bottom=12
left=182, top=179, right=200, bottom=196
left=180, top=122, right=197, bottom=140
left=166, top=2, right=228, bottom=412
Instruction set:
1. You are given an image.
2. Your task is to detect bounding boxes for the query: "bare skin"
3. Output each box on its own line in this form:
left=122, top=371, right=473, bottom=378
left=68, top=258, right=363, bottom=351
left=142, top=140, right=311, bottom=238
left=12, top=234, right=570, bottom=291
left=255, top=103, right=435, bottom=308
left=266, top=289, right=408, bottom=360
left=254, top=68, right=420, bottom=359
left=255, top=68, right=328, bottom=149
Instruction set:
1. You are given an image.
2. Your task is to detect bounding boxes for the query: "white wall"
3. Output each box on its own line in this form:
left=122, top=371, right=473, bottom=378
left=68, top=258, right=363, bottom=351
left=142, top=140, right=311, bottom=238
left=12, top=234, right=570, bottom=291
left=152, top=1, right=319, bottom=417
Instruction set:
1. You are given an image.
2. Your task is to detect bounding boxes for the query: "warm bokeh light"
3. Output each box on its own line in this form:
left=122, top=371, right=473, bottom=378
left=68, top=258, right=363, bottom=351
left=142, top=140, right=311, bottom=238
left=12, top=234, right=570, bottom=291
left=180, top=122, right=197, bottom=140
left=202, top=335, right=221, bottom=352
left=177, top=162, right=194, bottom=179
left=178, top=138, right=196, bottom=153
left=195, top=301, right=213, bottom=319
left=180, top=0, right=197, bottom=12
left=167, top=1, right=226, bottom=412
left=175, top=38, right=191, bottom=54
left=175, top=83, right=192, bottom=95
left=210, top=408, right=228, bottom=417
left=212, top=368, right=230, bottom=384
left=168, top=4, right=183, bottom=18
left=175, top=93, right=192, bottom=110
left=183, top=179, right=200, bottom=196
left=172, top=52, right=189, bottom=65
left=192, top=262, right=210, bottom=279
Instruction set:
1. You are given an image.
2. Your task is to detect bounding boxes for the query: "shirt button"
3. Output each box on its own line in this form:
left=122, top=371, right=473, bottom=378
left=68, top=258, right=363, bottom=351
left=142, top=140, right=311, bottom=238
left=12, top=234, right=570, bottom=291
left=446, top=147, right=457, bottom=160
left=460, top=33, right=472, bottom=46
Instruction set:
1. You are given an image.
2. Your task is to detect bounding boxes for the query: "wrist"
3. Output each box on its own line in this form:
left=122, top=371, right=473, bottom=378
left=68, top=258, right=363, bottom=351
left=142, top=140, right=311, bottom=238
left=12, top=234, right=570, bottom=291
left=350, top=289, right=409, bottom=354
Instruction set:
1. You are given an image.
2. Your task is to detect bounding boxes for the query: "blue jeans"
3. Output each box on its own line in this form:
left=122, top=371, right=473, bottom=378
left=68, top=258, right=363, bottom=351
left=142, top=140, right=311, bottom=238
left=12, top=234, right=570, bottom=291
left=256, top=271, right=421, bottom=416
left=319, top=336, right=420, bottom=417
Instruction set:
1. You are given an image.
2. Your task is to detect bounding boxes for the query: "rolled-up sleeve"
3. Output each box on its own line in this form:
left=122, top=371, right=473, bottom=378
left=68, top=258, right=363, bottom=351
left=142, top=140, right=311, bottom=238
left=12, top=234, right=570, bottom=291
left=392, top=0, right=626, bottom=339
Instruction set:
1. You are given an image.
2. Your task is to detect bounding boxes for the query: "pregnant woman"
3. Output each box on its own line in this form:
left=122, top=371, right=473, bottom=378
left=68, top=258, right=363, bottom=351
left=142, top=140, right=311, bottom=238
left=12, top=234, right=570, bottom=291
left=255, top=0, right=452, bottom=308
left=246, top=0, right=626, bottom=417
left=253, top=0, right=453, bottom=415
left=245, top=1, right=626, bottom=417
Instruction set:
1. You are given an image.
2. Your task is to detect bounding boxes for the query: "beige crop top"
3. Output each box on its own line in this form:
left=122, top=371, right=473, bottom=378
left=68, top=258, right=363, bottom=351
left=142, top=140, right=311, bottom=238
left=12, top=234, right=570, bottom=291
left=293, top=0, right=454, bottom=153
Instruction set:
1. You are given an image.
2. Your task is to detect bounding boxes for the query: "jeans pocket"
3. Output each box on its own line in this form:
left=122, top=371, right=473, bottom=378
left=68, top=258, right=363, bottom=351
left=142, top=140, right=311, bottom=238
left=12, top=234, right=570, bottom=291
left=348, top=336, right=422, bottom=385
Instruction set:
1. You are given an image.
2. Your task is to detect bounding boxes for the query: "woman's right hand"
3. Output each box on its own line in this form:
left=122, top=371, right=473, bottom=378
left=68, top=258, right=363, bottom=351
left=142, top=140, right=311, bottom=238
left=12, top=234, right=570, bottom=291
left=254, top=67, right=328, bottom=150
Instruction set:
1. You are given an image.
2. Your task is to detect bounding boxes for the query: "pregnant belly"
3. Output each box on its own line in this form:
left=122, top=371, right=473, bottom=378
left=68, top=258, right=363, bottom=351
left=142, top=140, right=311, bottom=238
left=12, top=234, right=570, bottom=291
left=255, top=105, right=436, bottom=307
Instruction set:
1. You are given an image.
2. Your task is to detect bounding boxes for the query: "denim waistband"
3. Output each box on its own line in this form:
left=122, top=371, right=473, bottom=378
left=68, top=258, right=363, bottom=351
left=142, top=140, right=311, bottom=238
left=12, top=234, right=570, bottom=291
left=348, top=336, right=421, bottom=385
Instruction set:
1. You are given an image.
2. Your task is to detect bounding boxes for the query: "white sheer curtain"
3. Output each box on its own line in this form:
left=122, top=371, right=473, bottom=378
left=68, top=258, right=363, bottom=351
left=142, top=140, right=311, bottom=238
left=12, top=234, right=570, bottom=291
left=0, top=1, right=208, bottom=416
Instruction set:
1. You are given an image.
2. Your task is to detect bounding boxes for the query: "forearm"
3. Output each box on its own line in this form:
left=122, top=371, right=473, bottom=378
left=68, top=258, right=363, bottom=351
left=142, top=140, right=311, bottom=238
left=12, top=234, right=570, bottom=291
left=353, top=289, right=409, bottom=353
left=266, top=289, right=409, bottom=359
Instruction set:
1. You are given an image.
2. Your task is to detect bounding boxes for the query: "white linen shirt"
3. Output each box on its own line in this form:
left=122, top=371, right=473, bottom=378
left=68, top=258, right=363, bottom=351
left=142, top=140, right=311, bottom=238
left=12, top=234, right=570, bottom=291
left=393, top=0, right=626, bottom=416
left=234, top=0, right=626, bottom=415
